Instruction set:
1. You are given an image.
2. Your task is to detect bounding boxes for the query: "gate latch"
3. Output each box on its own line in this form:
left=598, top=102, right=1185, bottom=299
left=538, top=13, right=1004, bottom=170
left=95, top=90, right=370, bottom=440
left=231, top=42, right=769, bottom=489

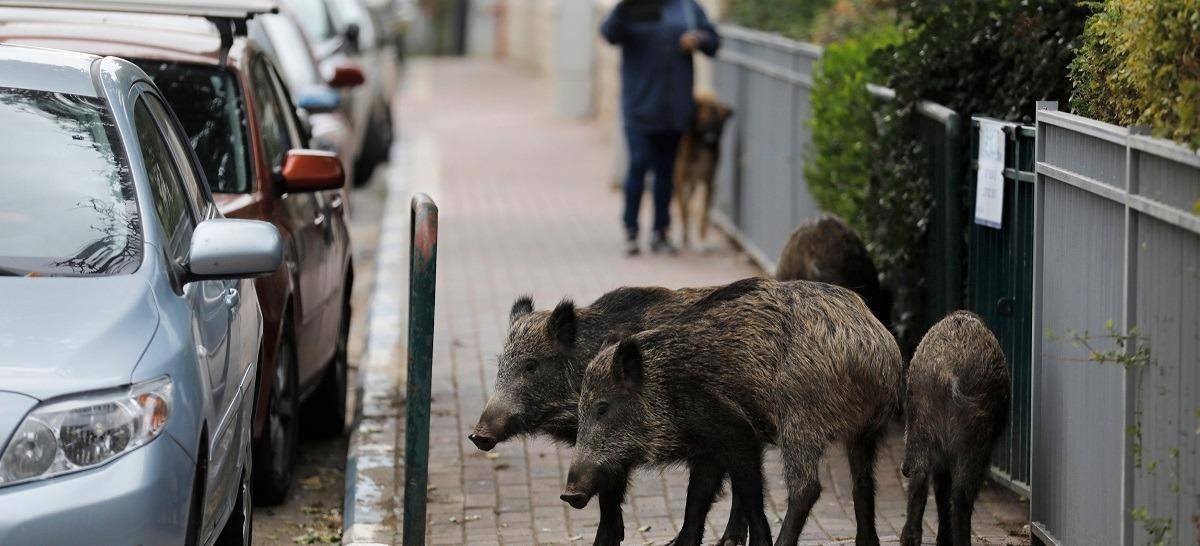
left=997, top=296, right=1015, bottom=316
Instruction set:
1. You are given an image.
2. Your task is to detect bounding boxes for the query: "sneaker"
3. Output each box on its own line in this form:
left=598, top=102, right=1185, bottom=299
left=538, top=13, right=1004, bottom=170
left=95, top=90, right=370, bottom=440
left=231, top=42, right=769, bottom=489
left=625, top=237, right=640, bottom=256
left=650, top=232, right=678, bottom=254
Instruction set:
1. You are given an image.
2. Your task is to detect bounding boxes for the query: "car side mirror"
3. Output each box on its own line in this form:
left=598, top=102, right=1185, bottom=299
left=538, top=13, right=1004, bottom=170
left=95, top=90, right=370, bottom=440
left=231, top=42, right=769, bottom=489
left=327, top=64, right=366, bottom=89
left=280, top=149, right=345, bottom=192
left=297, top=86, right=343, bottom=113
left=185, top=219, right=282, bottom=284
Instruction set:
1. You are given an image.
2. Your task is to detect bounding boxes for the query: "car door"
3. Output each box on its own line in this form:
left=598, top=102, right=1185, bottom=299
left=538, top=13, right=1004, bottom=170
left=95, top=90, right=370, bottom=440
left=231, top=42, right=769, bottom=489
left=266, top=61, right=346, bottom=338
left=249, top=55, right=331, bottom=380
left=143, top=90, right=255, bottom=526
left=131, top=92, right=237, bottom=527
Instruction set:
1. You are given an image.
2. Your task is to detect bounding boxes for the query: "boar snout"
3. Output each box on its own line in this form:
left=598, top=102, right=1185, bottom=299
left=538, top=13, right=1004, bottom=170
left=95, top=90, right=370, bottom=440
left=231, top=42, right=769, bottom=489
left=559, top=491, right=590, bottom=510
left=467, top=432, right=497, bottom=451
left=469, top=397, right=522, bottom=451
left=561, top=461, right=600, bottom=510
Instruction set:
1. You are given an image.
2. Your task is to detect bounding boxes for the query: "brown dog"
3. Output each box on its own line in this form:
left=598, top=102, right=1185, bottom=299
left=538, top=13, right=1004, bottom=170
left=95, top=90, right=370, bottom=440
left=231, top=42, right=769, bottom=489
left=674, top=94, right=733, bottom=248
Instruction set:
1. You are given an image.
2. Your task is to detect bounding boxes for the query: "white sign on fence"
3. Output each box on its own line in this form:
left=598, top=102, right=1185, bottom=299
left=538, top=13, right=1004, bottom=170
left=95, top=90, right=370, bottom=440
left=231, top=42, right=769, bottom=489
left=975, top=119, right=1007, bottom=229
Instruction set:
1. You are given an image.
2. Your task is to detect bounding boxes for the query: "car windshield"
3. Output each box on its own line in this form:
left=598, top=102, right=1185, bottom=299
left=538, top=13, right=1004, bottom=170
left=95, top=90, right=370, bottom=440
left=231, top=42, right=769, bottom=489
left=285, top=0, right=337, bottom=42
left=137, top=61, right=252, bottom=194
left=0, top=87, right=140, bottom=277
left=261, top=14, right=323, bottom=89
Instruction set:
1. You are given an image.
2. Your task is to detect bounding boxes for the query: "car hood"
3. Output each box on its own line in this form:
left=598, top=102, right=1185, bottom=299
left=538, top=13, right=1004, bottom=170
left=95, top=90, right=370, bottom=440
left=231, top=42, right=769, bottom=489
left=0, top=274, right=159, bottom=401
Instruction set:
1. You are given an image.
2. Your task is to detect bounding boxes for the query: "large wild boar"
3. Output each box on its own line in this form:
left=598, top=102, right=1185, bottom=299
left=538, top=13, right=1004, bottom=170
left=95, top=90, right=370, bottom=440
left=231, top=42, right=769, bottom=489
left=469, top=285, right=752, bottom=546
left=900, top=311, right=1010, bottom=546
left=562, top=277, right=904, bottom=546
left=775, top=214, right=891, bottom=326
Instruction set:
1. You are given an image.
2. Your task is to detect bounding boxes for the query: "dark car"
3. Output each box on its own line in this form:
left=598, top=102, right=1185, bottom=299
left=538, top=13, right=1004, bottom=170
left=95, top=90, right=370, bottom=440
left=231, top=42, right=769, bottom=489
left=0, top=0, right=356, bottom=504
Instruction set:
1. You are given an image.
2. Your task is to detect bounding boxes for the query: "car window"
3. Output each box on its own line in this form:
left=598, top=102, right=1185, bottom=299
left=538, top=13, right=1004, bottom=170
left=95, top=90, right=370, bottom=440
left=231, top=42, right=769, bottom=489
left=266, top=63, right=307, bottom=147
left=250, top=58, right=294, bottom=171
left=0, top=87, right=141, bottom=277
left=285, top=0, right=337, bottom=42
left=137, top=61, right=252, bottom=194
left=260, top=14, right=323, bottom=89
left=142, top=94, right=210, bottom=220
left=135, top=98, right=194, bottom=256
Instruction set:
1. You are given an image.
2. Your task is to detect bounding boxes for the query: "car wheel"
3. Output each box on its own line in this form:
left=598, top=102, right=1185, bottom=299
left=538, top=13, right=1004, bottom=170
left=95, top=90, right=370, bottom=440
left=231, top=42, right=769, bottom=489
left=306, top=298, right=350, bottom=437
left=353, top=101, right=393, bottom=187
left=253, top=334, right=299, bottom=505
left=215, top=469, right=253, bottom=546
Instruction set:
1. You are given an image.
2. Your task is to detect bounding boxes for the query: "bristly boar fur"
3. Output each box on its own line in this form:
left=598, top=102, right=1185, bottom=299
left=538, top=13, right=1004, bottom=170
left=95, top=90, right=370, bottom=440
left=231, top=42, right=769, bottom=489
left=775, top=214, right=892, bottom=327
left=564, top=277, right=904, bottom=546
left=900, top=311, right=1009, bottom=546
left=472, top=284, right=760, bottom=546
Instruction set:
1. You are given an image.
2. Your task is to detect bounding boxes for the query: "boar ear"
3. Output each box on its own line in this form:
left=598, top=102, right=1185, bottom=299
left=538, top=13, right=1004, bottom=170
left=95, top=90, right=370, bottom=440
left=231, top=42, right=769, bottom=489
left=510, top=296, right=534, bottom=324
left=612, top=338, right=644, bottom=391
left=547, top=299, right=577, bottom=350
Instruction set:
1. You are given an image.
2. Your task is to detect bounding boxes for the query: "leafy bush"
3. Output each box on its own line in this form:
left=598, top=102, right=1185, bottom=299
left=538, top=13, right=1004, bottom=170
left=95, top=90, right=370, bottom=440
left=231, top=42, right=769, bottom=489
left=1070, top=0, right=1200, bottom=148
left=864, top=0, right=1087, bottom=348
left=725, top=0, right=835, bottom=40
left=808, top=0, right=896, bottom=45
left=805, top=19, right=900, bottom=234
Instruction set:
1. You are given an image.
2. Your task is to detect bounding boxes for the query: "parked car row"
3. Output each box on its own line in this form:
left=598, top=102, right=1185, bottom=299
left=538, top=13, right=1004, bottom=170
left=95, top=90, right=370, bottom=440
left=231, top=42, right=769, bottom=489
left=0, top=0, right=397, bottom=543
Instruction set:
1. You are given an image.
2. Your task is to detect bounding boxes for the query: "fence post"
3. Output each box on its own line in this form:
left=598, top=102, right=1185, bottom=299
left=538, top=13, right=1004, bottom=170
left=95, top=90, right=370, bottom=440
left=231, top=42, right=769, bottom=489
left=403, top=193, right=439, bottom=546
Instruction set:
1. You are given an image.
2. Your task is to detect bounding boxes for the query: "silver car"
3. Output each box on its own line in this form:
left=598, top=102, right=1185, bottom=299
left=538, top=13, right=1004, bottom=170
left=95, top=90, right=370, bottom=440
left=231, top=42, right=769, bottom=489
left=0, top=44, right=282, bottom=545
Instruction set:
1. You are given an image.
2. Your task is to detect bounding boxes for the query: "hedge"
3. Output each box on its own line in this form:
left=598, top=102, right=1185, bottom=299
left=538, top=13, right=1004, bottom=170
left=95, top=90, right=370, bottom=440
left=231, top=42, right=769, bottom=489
left=1070, top=0, right=1200, bottom=149
left=805, top=19, right=900, bottom=236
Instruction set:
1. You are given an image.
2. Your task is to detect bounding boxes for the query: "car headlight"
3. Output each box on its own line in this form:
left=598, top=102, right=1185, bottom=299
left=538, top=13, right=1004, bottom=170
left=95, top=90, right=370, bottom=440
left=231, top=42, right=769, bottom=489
left=0, top=377, right=171, bottom=487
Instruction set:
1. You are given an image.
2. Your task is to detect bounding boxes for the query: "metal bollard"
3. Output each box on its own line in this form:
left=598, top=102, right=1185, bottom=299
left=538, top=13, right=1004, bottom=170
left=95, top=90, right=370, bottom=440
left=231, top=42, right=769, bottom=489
left=403, top=193, right=438, bottom=545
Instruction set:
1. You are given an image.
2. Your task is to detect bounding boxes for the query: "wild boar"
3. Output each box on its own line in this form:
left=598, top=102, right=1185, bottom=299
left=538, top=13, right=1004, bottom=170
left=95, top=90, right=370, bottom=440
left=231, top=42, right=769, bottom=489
left=562, top=277, right=904, bottom=546
left=900, top=311, right=1010, bottom=546
left=469, top=285, right=752, bottom=546
left=775, top=214, right=891, bottom=327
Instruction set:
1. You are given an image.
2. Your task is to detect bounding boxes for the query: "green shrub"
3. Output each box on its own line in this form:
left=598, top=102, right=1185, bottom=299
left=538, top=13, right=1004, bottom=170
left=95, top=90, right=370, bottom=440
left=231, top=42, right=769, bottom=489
left=864, top=0, right=1087, bottom=348
left=1070, top=0, right=1200, bottom=148
left=805, top=18, right=900, bottom=235
left=725, top=0, right=835, bottom=40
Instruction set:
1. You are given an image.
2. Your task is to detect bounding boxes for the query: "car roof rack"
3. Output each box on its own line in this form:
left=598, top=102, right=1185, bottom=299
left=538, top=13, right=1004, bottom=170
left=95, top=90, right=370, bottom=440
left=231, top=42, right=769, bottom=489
left=0, top=0, right=277, bottom=19
left=0, top=0, right=279, bottom=65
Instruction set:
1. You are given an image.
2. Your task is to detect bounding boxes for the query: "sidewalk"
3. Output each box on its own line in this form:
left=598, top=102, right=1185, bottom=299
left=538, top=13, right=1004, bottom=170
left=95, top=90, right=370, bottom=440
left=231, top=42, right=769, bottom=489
left=361, top=58, right=1029, bottom=545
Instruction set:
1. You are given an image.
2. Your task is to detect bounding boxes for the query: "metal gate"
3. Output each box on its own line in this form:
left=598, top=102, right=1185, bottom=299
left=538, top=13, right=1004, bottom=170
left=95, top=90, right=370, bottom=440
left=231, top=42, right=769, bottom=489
left=967, top=117, right=1035, bottom=494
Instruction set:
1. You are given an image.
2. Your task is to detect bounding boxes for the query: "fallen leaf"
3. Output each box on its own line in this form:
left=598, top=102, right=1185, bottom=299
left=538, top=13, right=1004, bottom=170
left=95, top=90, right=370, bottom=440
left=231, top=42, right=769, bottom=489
left=568, top=535, right=584, bottom=541
left=464, top=515, right=481, bottom=522
left=485, top=453, right=500, bottom=460
left=637, top=525, right=652, bottom=532
left=300, top=475, right=323, bottom=489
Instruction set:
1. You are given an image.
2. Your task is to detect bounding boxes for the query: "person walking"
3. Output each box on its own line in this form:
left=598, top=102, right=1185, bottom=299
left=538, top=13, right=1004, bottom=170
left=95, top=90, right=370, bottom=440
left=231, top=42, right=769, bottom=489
left=601, top=0, right=720, bottom=255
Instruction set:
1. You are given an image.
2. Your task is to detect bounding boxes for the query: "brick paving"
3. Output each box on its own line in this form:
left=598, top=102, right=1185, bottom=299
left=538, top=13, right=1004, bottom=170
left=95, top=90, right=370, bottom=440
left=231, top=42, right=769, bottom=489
left=392, top=58, right=1030, bottom=545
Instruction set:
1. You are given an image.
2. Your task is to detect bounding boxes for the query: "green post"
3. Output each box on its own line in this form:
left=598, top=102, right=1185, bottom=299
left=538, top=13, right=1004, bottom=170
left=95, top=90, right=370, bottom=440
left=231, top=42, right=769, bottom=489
left=403, top=193, right=438, bottom=545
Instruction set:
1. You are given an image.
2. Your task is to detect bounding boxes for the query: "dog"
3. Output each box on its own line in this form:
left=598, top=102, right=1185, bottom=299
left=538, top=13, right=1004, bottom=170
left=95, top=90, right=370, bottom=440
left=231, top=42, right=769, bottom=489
left=674, top=94, right=733, bottom=248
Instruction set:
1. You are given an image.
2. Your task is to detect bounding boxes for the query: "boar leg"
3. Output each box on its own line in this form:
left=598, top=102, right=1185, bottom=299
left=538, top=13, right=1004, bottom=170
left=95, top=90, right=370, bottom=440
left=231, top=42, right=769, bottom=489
left=950, top=458, right=985, bottom=546
left=667, top=457, right=725, bottom=546
left=715, top=489, right=748, bottom=546
left=846, top=428, right=882, bottom=545
left=898, top=470, right=928, bottom=546
left=594, top=481, right=628, bottom=546
left=725, top=450, right=772, bottom=546
left=773, top=441, right=823, bottom=546
left=932, top=468, right=953, bottom=546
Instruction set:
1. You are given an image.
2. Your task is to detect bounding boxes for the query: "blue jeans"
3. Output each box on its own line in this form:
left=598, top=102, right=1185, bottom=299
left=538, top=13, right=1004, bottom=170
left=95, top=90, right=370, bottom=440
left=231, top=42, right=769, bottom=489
left=623, top=128, right=681, bottom=238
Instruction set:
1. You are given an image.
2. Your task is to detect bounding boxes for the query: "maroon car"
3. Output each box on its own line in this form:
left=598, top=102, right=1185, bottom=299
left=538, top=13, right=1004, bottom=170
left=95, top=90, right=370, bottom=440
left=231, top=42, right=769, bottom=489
left=0, top=3, right=359, bottom=503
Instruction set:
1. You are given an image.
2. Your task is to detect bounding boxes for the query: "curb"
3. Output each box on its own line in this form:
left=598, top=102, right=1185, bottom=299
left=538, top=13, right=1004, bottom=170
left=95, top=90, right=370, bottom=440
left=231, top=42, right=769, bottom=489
left=343, top=140, right=410, bottom=545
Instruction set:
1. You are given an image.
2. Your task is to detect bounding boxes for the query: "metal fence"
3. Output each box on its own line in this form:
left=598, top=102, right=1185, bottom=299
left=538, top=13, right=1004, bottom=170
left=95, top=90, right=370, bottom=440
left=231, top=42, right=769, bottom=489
left=712, top=28, right=964, bottom=341
left=712, top=25, right=823, bottom=271
left=968, top=118, right=1037, bottom=494
left=1032, top=105, right=1200, bottom=546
